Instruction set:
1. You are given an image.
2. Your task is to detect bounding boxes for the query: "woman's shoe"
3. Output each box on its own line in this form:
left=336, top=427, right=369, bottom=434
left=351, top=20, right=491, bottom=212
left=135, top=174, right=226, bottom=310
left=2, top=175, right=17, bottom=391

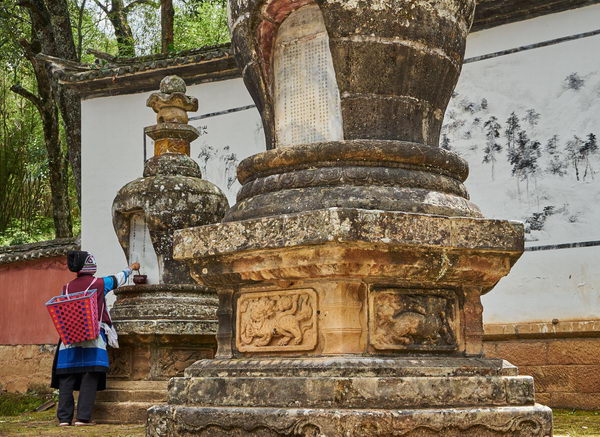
left=58, top=423, right=71, bottom=426
left=74, top=421, right=96, bottom=426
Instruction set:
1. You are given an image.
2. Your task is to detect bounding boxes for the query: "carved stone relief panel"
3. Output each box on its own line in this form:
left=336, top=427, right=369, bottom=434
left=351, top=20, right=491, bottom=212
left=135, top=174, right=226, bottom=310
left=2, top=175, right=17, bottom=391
left=108, top=347, right=132, bottom=378
left=273, top=4, right=343, bottom=147
left=157, top=348, right=214, bottom=378
left=236, top=289, right=317, bottom=352
left=369, top=289, right=458, bottom=352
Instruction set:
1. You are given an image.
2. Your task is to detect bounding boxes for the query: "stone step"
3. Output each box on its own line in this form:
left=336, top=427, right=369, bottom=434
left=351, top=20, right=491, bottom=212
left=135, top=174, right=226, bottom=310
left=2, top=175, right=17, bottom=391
left=169, top=375, right=535, bottom=409
left=95, top=401, right=163, bottom=424
left=184, top=356, right=519, bottom=378
left=104, top=379, right=169, bottom=390
left=96, top=388, right=167, bottom=403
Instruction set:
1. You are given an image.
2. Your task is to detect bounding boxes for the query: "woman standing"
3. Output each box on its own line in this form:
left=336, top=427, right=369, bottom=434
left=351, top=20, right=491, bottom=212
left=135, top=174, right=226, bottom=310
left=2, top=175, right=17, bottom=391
left=50, top=250, right=139, bottom=427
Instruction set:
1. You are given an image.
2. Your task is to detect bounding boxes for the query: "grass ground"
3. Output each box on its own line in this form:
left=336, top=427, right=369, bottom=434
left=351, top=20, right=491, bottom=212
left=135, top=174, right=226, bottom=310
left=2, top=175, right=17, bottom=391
left=554, top=409, right=600, bottom=436
left=0, top=410, right=144, bottom=436
left=0, top=408, right=598, bottom=436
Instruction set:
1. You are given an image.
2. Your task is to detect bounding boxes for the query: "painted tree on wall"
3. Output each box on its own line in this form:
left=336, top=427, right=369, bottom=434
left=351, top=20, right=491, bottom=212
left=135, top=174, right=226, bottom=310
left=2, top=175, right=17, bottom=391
left=504, top=112, right=521, bottom=157
left=582, top=133, right=598, bottom=180
left=440, top=133, right=452, bottom=151
left=545, top=135, right=567, bottom=177
left=565, top=135, right=584, bottom=181
left=482, top=115, right=502, bottom=180
left=509, top=130, right=541, bottom=198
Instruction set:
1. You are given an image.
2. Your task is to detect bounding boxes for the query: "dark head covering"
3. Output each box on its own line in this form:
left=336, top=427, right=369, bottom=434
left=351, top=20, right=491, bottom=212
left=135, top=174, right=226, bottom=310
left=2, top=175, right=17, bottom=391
left=67, top=250, right=89, bottom=272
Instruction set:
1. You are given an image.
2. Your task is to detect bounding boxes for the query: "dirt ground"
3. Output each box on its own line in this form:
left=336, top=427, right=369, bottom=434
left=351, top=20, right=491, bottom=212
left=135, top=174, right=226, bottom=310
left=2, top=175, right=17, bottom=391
left=0, top=409, right=599, bottom=436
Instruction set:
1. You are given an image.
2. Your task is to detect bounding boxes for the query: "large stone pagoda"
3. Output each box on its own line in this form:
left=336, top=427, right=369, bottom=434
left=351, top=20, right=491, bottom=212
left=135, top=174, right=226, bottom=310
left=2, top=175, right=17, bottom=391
left=95, top=76, right=228, bottom=424
left=147, top=1, right=553, bottom=435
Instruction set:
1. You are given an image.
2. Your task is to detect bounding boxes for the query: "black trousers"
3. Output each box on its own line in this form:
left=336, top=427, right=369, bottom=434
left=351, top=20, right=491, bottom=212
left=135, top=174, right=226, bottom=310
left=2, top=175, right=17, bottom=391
left=57, top=372, right=100, bottom=423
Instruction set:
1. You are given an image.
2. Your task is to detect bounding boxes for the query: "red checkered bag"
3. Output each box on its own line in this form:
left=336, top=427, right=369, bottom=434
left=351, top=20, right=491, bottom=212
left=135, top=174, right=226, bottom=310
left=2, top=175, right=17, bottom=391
left=45, top=279, right=102, bottom=345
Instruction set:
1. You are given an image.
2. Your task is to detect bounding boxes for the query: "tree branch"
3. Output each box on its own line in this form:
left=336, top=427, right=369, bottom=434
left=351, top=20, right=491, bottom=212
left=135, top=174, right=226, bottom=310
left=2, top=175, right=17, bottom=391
left=10, top=84, right=43, bottom=113
left=123, top=0, right=159, bottom=14
left=92, top=0, right=109, bottom=15
left=86, top=48, right=117, bottom=62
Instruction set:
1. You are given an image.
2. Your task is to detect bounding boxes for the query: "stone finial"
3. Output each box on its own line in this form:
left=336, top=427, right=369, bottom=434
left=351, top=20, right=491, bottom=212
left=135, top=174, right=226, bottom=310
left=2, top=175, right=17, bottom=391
left=160, top=75, right=187, bottom=94
left=146, top=76, right=198, bottom=124
left=145, top=75, right=200, bottom=156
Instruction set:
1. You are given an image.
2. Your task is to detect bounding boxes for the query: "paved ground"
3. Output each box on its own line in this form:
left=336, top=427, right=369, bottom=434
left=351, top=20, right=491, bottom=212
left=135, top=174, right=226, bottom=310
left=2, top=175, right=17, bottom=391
left=0, top=409, right=599, bottom=436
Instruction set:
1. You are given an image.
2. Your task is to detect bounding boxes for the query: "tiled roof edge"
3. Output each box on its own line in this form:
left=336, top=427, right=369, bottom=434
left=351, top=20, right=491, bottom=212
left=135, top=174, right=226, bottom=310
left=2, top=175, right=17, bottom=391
left=56, top=45, right=233, bottom=84
left=0, top=238, right=80, bottom=265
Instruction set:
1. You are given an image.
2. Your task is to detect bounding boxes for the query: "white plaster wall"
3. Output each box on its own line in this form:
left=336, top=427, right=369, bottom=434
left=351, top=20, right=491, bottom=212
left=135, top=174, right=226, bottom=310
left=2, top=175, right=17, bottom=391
left=81, top=5, right=600, bottom=322
left=461, top=5, right=600, bottom=324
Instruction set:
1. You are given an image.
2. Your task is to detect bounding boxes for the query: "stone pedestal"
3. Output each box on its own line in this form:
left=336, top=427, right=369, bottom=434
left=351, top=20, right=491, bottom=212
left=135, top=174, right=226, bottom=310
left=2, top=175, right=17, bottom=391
left=95, top=284, right=218, bottom=424
left=147, top=209, right=552, bottom=436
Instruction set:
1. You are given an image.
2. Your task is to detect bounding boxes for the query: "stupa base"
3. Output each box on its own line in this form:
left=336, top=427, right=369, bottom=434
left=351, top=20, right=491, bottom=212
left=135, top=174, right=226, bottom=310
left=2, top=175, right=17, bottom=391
left=146, top=357, right=552, bottom=436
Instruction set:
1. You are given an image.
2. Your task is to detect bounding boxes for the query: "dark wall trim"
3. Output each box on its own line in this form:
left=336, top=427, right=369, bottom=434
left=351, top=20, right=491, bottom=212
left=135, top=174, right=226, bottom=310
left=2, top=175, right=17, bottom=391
left=465, top=28, right=600, bottom=63
left=525, top=240, right=600, bottom=252
left=472, top=0, right=600, bottom=32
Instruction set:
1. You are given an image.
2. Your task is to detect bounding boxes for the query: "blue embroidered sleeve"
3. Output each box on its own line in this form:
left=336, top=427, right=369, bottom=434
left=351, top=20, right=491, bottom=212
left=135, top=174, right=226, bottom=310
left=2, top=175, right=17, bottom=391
left=101, top=268, right=133, bottom=295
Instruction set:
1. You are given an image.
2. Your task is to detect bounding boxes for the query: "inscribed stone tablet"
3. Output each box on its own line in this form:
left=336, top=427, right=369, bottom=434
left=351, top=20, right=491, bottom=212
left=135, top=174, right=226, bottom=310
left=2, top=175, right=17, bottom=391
left=273, top=5, right=343, bottom=147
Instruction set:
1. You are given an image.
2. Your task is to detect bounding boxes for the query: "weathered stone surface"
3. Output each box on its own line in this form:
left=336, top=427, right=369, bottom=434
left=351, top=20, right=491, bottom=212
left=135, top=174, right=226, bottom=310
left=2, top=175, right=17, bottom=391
left=108, top=78, right=223, bottom=425
left=147, top=404, right=553, bottom=437
left=228, top=0, right=475, bottom=148
left=236, top=289, right=317, bottom=352
left=0, top=344, right=55, bottom=392
left=111, top=284, right=218, bottom=333
left=225, top=140, right=479, bottom=220
left=176, top=208, right=522, bottom=260
left=167, top=369, right=536, bottom=409
left=113, top=154, right=228, bottom=284
left=146, top=1, right=553, bottom=434
left=369, top=289, right=458, bottom=352
left=183, top=356, right=519, bottom=378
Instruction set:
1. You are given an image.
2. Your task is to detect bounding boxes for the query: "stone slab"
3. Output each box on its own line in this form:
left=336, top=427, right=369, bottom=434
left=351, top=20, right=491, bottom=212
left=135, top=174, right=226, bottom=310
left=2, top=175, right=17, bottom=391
left=147, top=404, right=553, bottom=436
left=169, top=375, right=535, bottom=409
left=174, top=208, right=523, bottom=260
left=183, top=356, right=518, bottom=378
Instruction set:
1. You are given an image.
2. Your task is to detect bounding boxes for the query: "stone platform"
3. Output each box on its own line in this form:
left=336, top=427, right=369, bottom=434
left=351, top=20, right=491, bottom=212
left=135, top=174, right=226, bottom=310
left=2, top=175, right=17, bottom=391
left=95, top=284, right=218, bottom=424
left=148, top=357, right=552, bottom=436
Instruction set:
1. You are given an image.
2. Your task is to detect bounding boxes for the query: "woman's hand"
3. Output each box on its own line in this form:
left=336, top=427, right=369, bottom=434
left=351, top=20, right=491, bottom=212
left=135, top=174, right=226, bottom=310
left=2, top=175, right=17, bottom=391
left=129, top=262, right=141, bottom=271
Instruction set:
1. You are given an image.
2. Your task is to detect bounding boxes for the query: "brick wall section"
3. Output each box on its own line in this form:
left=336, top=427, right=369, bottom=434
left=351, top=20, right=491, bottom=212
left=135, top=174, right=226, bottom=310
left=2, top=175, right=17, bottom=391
left=484, top=321, right=600, bottom=410
left=0, top=344, right=55, bottom=392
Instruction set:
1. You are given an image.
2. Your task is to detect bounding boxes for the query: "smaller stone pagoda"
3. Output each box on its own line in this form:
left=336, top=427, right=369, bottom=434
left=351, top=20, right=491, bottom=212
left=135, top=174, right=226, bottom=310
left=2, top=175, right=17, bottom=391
left=95, top=76, right=228, bottom=424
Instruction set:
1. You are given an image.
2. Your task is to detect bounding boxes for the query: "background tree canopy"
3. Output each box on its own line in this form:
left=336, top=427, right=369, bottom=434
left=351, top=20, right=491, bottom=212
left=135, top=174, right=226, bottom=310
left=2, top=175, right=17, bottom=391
left=0, top=0, right=229, bottom=246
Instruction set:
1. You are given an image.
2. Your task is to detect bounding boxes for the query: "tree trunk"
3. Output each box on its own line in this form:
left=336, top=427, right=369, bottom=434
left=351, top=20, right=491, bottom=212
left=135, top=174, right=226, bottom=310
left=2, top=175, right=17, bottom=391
left=161, top=0, right=174, bottom=53
left=43, top=0, right=82, bottom=205
left=109, top=0, right=136, bottom=57
left=15, top=0, right=73, bottom=238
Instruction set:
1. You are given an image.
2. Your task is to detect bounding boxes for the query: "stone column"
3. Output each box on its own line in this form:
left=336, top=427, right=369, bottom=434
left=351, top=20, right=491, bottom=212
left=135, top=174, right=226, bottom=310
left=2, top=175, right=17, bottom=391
left=97, top=76, right=228, bottom=424
left=147, top=2, right=553, bottom=436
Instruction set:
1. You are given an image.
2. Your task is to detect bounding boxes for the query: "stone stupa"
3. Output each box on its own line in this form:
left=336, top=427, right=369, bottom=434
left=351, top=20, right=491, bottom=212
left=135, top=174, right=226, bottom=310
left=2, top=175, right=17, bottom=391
left=147, top=1, right=553, bottom=435
left=95, top=76, right=228, bottom=424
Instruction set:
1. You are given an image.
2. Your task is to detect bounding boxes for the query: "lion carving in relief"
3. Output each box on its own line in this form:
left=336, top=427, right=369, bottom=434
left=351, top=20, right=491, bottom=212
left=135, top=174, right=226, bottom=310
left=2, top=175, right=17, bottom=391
left=373, top=293, right=455, bottom=348
left=239, top=293, right=314, bottom=347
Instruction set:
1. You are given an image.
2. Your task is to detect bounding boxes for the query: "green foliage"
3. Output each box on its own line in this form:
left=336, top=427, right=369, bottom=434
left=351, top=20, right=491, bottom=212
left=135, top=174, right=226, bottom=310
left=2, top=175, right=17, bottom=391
left=0, top=0, right=230, bottom=248
left=0, top=387, right=55, bottom=416
left=69, top=0, right=119, bottom=61
left=0, top=217, right=56, bottom=246
left=174, top=0, right=230, bottom=51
